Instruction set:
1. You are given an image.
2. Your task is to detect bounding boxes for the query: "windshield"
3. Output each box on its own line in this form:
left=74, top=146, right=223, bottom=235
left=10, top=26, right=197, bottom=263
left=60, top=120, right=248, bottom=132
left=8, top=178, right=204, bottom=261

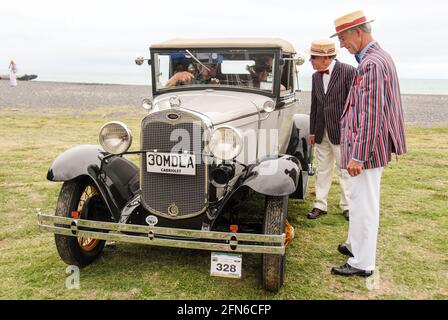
left=153, top=50, right=277, bottom=93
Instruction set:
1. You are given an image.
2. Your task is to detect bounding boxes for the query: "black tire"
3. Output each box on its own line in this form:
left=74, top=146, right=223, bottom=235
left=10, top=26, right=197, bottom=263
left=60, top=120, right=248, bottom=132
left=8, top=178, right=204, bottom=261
left=54, top=178, right=106, bottom=267
left=262, top=195, right=288, bottom=292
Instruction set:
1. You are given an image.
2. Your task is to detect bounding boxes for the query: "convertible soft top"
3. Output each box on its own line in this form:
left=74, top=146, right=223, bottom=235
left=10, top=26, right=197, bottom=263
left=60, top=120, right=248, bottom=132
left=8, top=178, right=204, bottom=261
left=150, top=38, right=295, bottom=54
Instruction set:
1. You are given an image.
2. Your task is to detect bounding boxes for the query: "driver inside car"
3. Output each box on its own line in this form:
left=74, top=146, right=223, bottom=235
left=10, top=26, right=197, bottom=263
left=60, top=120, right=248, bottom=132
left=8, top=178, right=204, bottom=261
left=165, top=54, right=221, bottom=88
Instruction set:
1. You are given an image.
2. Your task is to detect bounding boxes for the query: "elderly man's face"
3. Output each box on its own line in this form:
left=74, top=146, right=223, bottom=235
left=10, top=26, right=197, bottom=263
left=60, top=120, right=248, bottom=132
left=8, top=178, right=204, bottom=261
left=337, top=28, right=362, bottom=54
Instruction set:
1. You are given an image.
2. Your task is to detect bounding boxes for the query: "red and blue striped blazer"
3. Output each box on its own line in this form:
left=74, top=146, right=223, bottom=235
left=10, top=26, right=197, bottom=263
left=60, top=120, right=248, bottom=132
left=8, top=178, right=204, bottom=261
left=340, top=42, right=407, bottom=169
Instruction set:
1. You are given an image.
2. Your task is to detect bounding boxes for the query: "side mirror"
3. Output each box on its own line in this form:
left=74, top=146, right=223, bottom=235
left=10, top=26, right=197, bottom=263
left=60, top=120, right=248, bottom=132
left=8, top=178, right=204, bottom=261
left=294, top=54, right=305, bottom=66
left=281, top=54, right=305, bottom=66
left=135, top=57, right=151, bottom=66
left=135, top=57, right=145, bottom=65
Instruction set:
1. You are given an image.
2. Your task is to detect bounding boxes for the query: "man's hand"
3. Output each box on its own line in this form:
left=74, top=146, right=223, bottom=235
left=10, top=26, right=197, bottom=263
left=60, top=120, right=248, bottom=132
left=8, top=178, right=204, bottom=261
left=347, top=159, right=364, bottom=177
left=174, top=71, right=194, bottom=84
left=309, top=134, right=316, bottom=145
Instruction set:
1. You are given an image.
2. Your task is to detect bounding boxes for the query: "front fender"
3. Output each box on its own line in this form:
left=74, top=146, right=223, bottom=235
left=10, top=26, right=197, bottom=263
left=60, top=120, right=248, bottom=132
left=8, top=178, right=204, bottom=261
left=47, top=145, right=106, bottom=181
left=242, top=155, right=300, bottom=196
left=46, top=145, right=140, bottom=222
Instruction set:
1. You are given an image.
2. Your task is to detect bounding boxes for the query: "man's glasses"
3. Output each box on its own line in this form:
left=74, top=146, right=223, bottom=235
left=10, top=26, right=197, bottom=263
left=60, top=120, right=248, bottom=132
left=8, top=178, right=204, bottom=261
left=310, top=55, right=319, bottom=60
left=254, top=65, right=272, bottom=73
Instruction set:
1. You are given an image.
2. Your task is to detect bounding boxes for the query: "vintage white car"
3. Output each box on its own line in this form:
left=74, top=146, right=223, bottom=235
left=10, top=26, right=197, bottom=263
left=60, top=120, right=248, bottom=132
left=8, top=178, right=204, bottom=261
left=38, top=38, right=312, bottom=292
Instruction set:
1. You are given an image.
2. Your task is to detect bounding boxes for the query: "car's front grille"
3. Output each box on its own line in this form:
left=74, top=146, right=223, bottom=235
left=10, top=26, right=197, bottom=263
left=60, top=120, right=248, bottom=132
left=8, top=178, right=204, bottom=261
left=141, top=110, right=208, bottom=219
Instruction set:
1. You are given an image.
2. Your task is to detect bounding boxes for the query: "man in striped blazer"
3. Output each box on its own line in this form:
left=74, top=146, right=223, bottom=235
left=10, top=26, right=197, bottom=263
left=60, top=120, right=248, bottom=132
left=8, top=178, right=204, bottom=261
left=330, top=10, right=407, bottom=277
left=306, top=40, right=356, bottom=220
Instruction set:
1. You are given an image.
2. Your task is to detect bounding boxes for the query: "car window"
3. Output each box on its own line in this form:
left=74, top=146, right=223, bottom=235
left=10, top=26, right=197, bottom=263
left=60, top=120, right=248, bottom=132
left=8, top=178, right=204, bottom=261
left=220, top=60, right=255, bottom=74
left=280, top=58, right=293, bottom=95
left=154, top=50, right=277, bottom=94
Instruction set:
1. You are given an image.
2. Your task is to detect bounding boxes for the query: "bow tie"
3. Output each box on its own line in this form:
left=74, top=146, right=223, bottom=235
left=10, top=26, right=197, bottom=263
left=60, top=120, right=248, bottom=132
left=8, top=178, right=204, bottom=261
left=318, top=70, right=329, bottom=75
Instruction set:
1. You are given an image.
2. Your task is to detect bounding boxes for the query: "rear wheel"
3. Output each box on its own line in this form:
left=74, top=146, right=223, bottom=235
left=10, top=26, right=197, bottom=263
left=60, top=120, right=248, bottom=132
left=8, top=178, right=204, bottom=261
left=262, top=195, right=288, bottom=292
left=54, top=178, right=106, bottom=267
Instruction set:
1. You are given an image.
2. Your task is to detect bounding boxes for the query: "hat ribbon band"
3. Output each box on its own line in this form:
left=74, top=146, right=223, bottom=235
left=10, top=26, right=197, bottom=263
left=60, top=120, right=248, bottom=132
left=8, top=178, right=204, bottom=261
left=335, top=16, right=367, bottom=33
left=311, top=48, right=336, bottom=54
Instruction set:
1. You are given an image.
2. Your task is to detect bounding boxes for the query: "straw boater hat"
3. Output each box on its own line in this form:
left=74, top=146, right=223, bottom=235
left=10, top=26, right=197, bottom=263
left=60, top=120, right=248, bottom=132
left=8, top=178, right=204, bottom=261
left=305, top=39, right=338, bottom=57
left=331, top=10, right=374, bottom=37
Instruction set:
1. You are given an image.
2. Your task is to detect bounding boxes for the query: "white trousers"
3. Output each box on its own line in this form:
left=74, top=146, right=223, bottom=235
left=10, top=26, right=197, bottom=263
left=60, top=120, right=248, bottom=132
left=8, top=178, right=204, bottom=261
left=346, top=167, right=383, bottom=271
left=314, top=129, right=350, bottom=211
left=9, top=71, right=17, bottom=87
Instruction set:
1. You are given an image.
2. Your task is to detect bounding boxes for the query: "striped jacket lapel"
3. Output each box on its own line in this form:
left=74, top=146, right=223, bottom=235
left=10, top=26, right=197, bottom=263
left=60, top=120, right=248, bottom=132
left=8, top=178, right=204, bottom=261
left=326, top=60, right=341, bottom=95
left=342, top=42, right=381, bottom=116
left=341, top=75, right=356, bottom=117
left=315, top=72, right=325, bottom=96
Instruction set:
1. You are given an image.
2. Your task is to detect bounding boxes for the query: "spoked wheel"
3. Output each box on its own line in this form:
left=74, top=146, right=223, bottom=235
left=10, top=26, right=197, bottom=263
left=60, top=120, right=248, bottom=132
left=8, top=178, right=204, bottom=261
left=262, top=195, right=288, bottom=292
left=54, top=178, right=106, bottom=267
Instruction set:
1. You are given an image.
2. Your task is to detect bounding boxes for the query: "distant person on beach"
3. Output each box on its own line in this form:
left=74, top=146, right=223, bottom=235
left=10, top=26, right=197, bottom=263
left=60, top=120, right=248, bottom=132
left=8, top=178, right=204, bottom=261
left=305, top=39, right=355, bottom=221
left=329, top=10, right=407, bottom=277
left=9, top=60, right=17, bottom=87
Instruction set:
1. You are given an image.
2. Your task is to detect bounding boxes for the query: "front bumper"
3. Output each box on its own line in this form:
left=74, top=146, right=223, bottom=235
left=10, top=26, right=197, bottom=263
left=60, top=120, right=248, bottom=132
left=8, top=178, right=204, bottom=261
left=37, top=213, right=285, bottom=255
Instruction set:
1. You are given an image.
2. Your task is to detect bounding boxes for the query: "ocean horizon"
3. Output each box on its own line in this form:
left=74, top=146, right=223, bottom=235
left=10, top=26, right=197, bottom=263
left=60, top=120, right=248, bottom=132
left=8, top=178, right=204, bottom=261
left=33, top=74, right=448, bottom=96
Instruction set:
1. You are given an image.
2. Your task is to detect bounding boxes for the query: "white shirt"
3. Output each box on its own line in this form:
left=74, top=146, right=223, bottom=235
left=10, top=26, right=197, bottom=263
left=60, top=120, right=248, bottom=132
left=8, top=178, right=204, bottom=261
left=323, top=59, right=336, bottom=94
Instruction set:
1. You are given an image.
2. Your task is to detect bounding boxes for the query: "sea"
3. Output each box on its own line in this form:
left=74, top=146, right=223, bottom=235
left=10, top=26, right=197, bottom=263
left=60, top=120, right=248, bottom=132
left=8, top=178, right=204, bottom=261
left=300, top=78, right=448, bottom=96
left=36, top=74, right=448, bottom=96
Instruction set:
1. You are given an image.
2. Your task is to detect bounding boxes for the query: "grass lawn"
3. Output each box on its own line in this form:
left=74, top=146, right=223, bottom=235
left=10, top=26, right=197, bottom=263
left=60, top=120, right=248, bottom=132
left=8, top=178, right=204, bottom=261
left=0, top=108, right=447, bottom=300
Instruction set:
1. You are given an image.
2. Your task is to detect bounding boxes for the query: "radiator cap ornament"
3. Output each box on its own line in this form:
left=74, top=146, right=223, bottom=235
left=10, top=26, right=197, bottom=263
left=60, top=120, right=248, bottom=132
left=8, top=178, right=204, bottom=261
left=169, top=96, right=181, bottom=109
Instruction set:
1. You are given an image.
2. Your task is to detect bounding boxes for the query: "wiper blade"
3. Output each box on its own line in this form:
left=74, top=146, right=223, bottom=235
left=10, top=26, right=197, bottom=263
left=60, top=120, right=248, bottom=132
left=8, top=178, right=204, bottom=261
left=185, top=49, right=210, bottom=72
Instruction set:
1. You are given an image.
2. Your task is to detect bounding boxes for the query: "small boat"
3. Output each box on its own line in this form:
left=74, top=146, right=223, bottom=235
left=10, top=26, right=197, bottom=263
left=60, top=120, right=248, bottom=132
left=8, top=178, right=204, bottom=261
left=0, top=74, right=38, bottom=81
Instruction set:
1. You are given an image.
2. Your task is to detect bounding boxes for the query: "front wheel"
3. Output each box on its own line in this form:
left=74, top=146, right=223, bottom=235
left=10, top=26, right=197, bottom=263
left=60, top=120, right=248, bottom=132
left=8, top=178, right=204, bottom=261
left=262, top=195, right=288, bottom=292
left=54, top=178, right=106, bottom=267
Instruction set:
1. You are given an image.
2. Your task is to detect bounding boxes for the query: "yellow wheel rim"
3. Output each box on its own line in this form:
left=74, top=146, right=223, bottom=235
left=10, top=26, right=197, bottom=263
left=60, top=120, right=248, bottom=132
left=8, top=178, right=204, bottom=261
left=77, top=185, right=101, bottom=252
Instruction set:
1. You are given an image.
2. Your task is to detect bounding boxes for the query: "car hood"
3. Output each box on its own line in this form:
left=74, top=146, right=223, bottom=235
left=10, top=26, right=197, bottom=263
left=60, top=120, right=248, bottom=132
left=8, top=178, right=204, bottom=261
left=153, top=90, right=272, bottom=125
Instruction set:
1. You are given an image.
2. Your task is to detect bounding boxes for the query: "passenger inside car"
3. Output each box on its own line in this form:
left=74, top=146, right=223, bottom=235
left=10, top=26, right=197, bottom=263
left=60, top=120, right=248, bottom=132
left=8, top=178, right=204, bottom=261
left=251, top=56, right=286, bottom=91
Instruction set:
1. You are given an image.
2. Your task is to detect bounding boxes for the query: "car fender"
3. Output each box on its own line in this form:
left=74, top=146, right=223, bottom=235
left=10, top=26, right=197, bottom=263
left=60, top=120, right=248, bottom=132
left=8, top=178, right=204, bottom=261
left=286, top=114, right=310, bottom=168
left=47, top=145, right=106, bottom=181
left=285, top=114, right=311, bottom=199
left=47, top=145, right=139, bottom=221
left=241, top=155, right=300, bottom=196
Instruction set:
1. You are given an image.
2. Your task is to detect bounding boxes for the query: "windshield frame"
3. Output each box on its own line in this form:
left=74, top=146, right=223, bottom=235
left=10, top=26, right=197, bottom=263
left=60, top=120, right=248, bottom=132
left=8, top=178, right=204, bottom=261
left=150, top=47, right=282, bottom=98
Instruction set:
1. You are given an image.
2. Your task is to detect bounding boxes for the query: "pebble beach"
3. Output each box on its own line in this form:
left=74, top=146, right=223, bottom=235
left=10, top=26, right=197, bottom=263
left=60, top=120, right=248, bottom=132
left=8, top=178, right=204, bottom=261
left=1, top=80, right=447, bottom=126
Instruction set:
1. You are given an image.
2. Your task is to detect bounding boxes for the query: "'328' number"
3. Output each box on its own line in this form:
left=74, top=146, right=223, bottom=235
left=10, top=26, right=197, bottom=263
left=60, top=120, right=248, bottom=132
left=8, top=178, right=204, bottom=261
left=216, top=263, right=236, bottom=273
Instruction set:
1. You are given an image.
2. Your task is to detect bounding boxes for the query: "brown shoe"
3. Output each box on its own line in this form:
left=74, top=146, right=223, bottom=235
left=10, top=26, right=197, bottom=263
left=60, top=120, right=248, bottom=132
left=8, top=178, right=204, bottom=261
left=307, top=208, right=327, bottom=219
left=342, top=210, right=349, bottom=221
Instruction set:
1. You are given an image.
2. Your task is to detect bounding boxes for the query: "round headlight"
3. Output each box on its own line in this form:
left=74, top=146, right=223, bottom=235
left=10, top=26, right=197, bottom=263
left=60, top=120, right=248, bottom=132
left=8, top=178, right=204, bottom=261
left=142, top=98, right=153, bottom=110
left=208, top=126, right=242, bottom=160
left=99, top=121, right=132, bottom=155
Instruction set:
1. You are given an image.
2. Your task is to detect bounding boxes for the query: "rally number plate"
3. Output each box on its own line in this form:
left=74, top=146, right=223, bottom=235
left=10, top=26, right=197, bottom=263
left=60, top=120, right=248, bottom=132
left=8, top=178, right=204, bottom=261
left=146, top=152, right=196, bottom=175
left=210, top=252, right=242, bottom=279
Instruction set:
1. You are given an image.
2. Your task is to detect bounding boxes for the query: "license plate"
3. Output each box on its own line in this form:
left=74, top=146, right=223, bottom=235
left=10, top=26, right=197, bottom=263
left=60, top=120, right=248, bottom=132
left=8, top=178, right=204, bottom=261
left=210, top=252, right=242, bottom=279
left=146, top=152, right=196, bottom=175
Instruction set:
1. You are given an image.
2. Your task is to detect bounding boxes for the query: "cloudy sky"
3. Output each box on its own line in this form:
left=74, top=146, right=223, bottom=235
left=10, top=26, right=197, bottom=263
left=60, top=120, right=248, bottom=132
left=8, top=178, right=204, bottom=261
left=1, top=0, right=446, bottom=84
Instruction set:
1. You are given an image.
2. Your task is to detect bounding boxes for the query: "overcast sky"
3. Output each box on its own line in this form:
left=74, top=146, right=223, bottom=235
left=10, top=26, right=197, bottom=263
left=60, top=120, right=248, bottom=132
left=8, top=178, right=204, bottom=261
left=1, top=0, right=447, bottom=84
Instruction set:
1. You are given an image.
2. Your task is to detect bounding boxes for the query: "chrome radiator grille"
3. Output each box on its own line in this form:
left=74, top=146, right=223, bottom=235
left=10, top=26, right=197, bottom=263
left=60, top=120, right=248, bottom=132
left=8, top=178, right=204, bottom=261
left=141, top=111, right=207, bottom=219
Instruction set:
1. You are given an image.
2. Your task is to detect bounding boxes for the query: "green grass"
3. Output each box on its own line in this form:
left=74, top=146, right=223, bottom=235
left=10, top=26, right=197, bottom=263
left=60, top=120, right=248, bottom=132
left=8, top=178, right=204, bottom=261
left=0, top=109, right=447, bottom=300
